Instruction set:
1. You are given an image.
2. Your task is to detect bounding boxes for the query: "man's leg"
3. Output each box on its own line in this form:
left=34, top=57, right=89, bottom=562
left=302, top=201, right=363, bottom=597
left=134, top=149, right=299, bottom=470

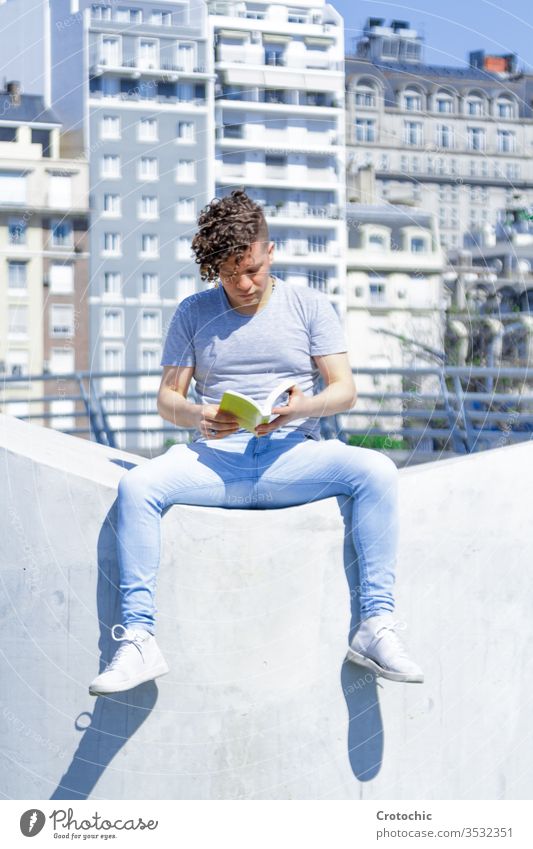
left=254, top=435, right=423, bottom=682
left=90, top=435, right=254, bottom=695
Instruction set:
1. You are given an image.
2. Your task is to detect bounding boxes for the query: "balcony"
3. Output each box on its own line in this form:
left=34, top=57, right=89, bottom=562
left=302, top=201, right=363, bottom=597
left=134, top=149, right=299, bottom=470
left=89, top=56, right=208, bottom=81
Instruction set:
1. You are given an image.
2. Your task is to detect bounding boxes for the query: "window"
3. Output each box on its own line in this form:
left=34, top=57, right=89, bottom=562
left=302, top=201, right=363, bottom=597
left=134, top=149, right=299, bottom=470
left=138, top=117, right=158, bottom=141
left=265, top=154, right=287, bottom=168
left=177, top=198, right=195, bottom=220
left=49, top=263, right=74, bottom=293
left=379, top=154, right=389, bottom=171
left=177, top=275, right=195, bottom=302
left=307, top=270, right=329, bottom=292
left=103, top=232, right=121, bottom=254
left=435, top=95, right=453, bottom=113
left=223, top=122, right=243, bottom=139
left=8, top=218, right=27, bottom=245
left=368, top=233, right=387, bottom=251
left=50, top=304, right=74, bottom=337
left=104, top=271, right=121, bottom=295
left=151, top=9, right=172, bottom=25
left=403, top=89, right=423, bottom=111
left=498, top=130, right=516, bottom=153
left=7, top=349, right=29, bottom=378
left=497, top=99, right=514, bottom=119
left=369, top=283, right=386, bottom=304
left=101, top=35, right=121, bottom=66
left=308, top=234, right=327, bottom=253
left=142, top=272, right=159, bottom=297
left=140, top=347, right=159, bottom=372
left=103, top=193, right=121, bottom=216
left=177, top=43, right=195, bottom=72
left=0, top=170, right=26, bottom=203
left=49, top=348, right=75, bottom=375
left=103, top=308, right=123, bottom=336
left=410, top=237, right=427, bottom=252
left=355, top=86, right=376, bottom=108
left=101, top=77, right=120, bottom=98
left=101, top=115, right=120, bottom=139
left=138, top=157, right=158, bottom=180
left=176, top=160, right=195, bottom=182
left=176, top=83, right=193, bottom=102
left=177, top=236, right=192, bottom=259
left=355, top=118, right=375, bottom=142
left=101, top=154, right=121, bottom=178
left=51, top=220, right=73, bottom=248
left=140, top=234, right=158, bottom=257
left=102, top=345, right=124, bottom=372
left=177, top=121, right=195, bottom=141
left=467, top=127, right=485, bottom=151
left=265, top=45, right=285, bottom=66
left=139, top=195, right=158, bottom=219
left=8, top=261, right=27, bottom=291
left=138, top=39, right=159, bottom=69
left=436, top=124, right=453, bottom=149
left=141, top=310, right=161, bottom=337
left=92, top=4, right=112, bottom=21
left=8, top=305, right=28, bottom=337
left=405, top=121, right=423, bottom=146
left=466, top=97, right=484, bottom=116
left=48, top=174, right=72, bottom=207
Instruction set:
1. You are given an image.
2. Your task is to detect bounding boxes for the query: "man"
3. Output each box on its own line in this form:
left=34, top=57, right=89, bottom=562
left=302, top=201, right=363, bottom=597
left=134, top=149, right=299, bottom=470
left=89, top=190, right=423, bottom=696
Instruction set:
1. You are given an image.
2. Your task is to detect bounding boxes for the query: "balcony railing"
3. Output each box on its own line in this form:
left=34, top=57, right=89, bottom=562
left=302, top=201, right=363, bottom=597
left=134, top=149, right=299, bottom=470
left=3, top=366, right=533, bottom=461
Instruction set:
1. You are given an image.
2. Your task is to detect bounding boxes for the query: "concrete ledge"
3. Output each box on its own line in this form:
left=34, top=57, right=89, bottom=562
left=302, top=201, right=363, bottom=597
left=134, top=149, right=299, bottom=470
left=1, top=413, right=532, bottom=800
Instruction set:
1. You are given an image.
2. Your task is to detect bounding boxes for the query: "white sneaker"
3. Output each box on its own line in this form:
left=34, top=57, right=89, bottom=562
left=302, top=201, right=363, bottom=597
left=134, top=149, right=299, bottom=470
left=346, top=613, right=424, bottom=683
left=89, top=624, right=169, bottom=696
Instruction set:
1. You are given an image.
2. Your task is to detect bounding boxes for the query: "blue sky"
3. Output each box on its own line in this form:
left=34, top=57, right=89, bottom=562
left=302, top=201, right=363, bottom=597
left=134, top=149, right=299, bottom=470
left=333, top=0, right=533, bottom=70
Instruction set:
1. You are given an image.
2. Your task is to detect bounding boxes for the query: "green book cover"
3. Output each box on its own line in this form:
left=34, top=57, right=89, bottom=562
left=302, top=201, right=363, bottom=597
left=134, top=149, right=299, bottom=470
left=218, top=378, right=296, bottom=433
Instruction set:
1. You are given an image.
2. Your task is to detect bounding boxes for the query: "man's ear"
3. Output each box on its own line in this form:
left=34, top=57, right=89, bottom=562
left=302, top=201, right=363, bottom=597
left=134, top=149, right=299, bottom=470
left=267, top=241, right=275, bottom=259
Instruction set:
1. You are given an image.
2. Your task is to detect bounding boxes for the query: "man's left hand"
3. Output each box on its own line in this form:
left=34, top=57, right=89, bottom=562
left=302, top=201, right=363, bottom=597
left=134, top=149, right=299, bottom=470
left=254, top=385, right=310, bottom=436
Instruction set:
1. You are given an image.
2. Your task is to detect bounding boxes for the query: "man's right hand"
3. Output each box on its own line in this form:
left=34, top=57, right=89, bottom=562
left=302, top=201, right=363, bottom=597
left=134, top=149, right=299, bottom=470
left=196, top=404, right=241, bottom=439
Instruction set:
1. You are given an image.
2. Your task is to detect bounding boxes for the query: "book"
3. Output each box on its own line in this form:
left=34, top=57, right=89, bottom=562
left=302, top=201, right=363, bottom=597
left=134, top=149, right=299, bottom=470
left=218, top=377, right=297, bottom=433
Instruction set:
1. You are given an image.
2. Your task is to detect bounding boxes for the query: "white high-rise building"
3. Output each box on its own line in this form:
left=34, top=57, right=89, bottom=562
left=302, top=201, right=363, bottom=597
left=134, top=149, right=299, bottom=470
left=208, top=0, right=346, bottom=313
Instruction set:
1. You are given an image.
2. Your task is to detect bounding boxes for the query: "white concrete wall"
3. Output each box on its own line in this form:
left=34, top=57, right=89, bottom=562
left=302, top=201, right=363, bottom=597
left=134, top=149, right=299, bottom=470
left=0, top=413, right=532, bottom=800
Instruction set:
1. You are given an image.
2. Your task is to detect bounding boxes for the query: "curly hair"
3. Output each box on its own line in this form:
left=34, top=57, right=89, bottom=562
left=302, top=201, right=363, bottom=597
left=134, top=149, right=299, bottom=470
left=191, top=190, right=269, bottom=284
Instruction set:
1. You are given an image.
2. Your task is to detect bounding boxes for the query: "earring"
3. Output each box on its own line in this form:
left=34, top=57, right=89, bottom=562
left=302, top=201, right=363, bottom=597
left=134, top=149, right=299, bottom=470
left=214, top=281, right=219, bottom=288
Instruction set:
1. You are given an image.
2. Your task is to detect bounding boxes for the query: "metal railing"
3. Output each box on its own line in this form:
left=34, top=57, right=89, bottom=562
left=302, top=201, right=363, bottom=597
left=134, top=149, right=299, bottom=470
left=1, top=366, right=532, bottom=459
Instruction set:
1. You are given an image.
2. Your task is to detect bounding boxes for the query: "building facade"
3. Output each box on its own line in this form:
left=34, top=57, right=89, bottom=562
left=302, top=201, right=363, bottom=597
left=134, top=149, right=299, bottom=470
left=346, top=17, right=533, bottom=253
left=344, top=175, right=446, bottom=431
left=0, top=81, right=90, bottom=431
left=208, top=0, right=346, bottom=312
left=0, top=0, right=215, bottom=450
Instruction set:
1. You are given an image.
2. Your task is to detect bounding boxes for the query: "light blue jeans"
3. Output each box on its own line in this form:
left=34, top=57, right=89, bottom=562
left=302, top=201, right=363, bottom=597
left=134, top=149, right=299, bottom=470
left=116, top=429, right=399, bottom=633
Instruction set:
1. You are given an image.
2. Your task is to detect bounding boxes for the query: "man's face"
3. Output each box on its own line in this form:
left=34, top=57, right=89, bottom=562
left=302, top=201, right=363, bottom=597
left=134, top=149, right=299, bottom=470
left=218, top=240, right=274, bottom=308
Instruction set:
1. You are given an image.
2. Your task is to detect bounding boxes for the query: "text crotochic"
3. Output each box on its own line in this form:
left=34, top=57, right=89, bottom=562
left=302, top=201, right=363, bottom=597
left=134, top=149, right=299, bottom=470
left=50, top=809, right=158, bottom=831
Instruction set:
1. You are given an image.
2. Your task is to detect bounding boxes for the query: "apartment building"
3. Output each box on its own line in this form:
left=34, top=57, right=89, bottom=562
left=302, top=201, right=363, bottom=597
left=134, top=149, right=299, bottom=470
left=344, top=166, right=446, bottom=431
left=208, top=0, right=346, bottom=312
left=0, top=81, right=89, bottom=431
left=0, top=0, right=215, bottom=450
left=346, top=17, right=533, bottom=253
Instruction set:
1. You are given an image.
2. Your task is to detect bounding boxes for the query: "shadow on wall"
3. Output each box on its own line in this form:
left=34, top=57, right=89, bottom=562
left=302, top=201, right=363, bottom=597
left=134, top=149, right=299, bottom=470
left=50, top=494, right=384, bottom=799
left=50, top=501, right=158, bottom=800
left=339, top=494, right=384, bottom=783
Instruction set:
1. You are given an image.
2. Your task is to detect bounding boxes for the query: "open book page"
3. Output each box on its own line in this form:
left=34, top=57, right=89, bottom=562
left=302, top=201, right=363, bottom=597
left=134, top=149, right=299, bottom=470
left=218, top=378, right=297, bottom=432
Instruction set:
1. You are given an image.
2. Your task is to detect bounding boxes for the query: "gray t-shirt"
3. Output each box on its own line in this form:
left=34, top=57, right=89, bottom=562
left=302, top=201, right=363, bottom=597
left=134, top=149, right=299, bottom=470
left=160, top=277, right=348, bottom=440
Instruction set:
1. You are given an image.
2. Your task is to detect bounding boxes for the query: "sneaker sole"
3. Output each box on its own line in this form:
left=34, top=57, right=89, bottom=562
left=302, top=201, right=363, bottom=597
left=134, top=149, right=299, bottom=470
left=345, top=647, right=424, bottom=683
left=88, top=662, right=170, bottom=696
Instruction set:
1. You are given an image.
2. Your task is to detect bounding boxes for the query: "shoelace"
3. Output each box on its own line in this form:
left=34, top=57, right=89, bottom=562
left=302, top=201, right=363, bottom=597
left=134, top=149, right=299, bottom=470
left=370, top=620, right=410, bottom=658
left=105, top=624, right=146, bottom=670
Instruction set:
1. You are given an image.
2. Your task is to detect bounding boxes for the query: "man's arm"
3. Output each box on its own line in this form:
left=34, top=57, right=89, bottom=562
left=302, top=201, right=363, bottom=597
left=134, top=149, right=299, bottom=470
left=256, top=353, right=357, bottom=435
left=157, top=365, right=240, bottom=438
left=302, top=352, right=357, bottom=418
left=157, top=365, right=200, bottom=429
